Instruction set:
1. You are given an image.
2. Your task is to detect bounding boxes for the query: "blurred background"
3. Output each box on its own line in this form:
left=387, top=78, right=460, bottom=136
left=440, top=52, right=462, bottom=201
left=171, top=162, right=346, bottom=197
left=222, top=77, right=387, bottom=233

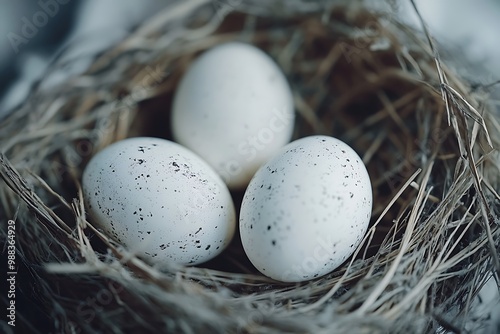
left=1, top=0, right=498, bottom=333
left=0, top=0, right=169, bottom=119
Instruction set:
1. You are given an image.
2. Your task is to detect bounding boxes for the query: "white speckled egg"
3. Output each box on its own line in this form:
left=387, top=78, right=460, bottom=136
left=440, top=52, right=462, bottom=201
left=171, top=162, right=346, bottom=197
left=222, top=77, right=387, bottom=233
left=82, top=137, right=236, bottom=266
left=172, top=42, right=295, bottom=190
left=239, top=135, right=372, bottom=282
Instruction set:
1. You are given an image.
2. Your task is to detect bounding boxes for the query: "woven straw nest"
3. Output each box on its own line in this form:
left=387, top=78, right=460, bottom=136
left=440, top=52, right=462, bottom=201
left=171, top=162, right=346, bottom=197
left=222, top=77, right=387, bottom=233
left=1, top=0, right=499, bottom=333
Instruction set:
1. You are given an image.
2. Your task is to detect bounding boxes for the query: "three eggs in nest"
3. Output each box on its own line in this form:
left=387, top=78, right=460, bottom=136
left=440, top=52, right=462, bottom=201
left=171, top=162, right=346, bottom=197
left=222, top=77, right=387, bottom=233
left=82, top=42, right=372, bottom=283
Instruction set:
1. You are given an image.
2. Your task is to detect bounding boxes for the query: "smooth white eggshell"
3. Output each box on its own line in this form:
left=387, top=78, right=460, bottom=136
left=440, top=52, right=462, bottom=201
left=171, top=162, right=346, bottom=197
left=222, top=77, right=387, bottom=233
left=83, top=137, right=236, bottom=266
left=239, top=135, right=372, bottom=282
left=172, top=42, right=295, bottom=189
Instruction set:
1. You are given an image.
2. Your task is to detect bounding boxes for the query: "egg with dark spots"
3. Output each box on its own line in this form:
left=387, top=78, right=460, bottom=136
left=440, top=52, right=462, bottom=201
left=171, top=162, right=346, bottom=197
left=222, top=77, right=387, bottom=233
left=83, top=137, right=236, bottom=267
left=239, top=135, right=372, bottom=282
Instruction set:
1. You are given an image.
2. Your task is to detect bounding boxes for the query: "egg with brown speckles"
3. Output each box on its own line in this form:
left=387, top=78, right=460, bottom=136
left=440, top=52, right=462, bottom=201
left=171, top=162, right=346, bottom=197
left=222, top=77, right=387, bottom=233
left=82, top=137, right=236, bottom=267
left=239, top=135, right=372, bottom=282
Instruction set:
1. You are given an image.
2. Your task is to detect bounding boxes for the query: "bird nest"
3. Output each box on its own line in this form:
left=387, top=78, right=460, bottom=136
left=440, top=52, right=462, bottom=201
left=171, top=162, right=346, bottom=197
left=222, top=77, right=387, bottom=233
left=1, top=1, right=499, bottom=333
